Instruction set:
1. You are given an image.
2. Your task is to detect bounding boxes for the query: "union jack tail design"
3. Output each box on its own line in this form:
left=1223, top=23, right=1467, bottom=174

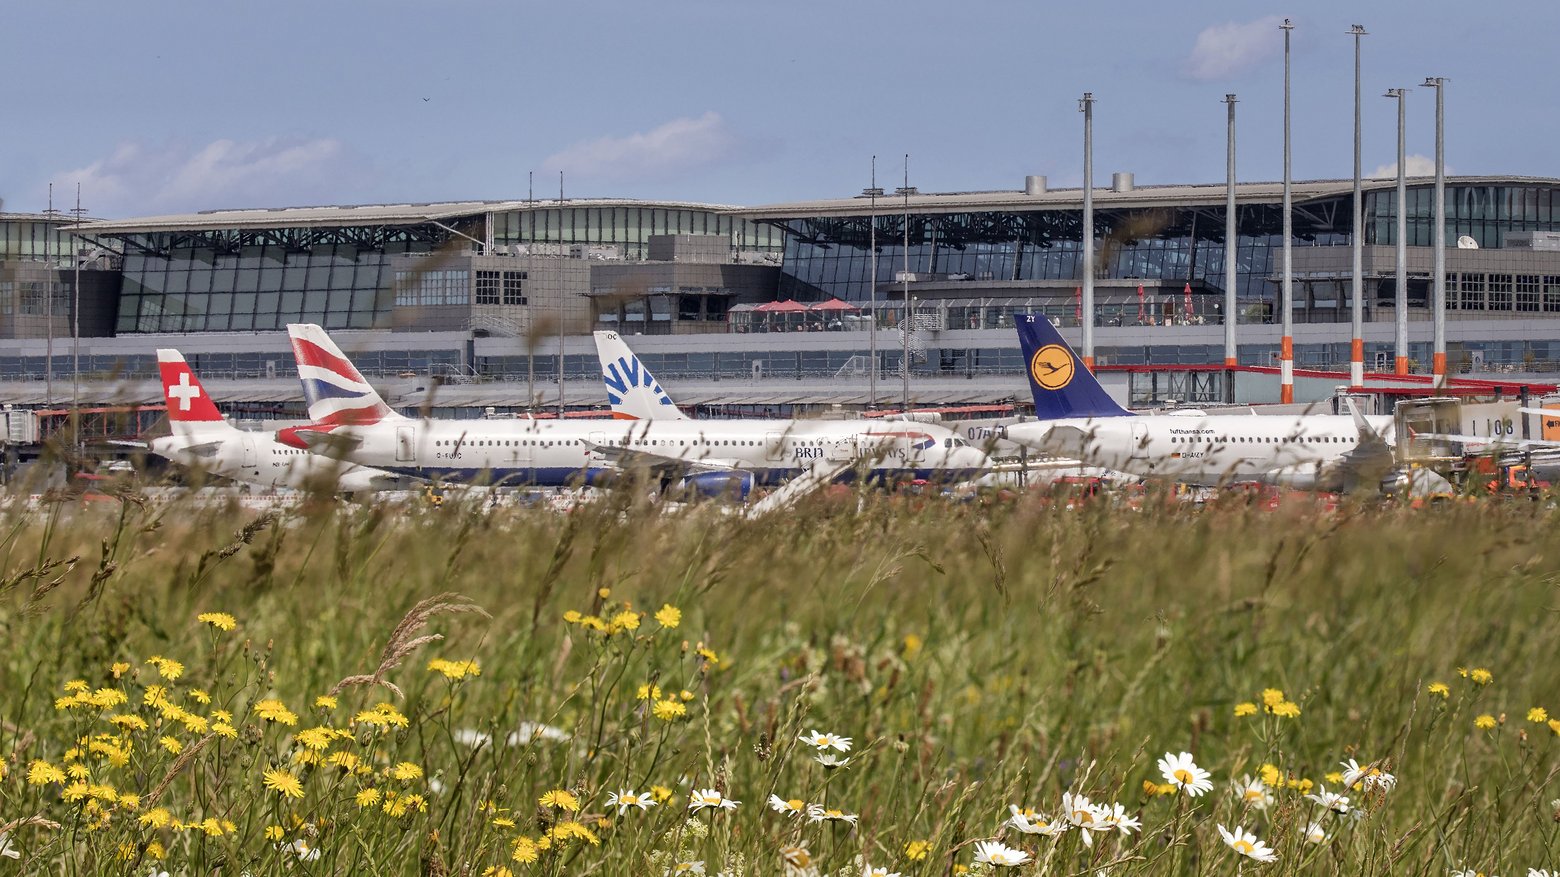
left=286, top=324, right=399, bottom=426
left=156, top=349, right=226, bottom=427
left=592, top=331, right=688, bottom=420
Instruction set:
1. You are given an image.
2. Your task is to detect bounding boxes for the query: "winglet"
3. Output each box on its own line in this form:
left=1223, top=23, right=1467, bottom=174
left=156, top=349, right=225, bottom=423
left=1343, top=396, right=1382, bottom=443
left=286, top=324, right=399, bottom=426
left=593, top=330, right=690, bottom=420
left=1014, top=315, right=1132, bottom=419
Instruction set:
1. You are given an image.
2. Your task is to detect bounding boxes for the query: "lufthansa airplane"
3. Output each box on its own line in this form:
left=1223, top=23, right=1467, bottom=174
left=1002, top=316, right=1398, bottom=491
left=277, top=325, right=991, bottom=496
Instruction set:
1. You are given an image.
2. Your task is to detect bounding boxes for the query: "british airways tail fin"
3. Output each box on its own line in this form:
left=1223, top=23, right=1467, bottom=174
left=286, top=324, right=402, bottom=426
left=157, top=349, right=233, bottom=435
left=593, top=331, right=690, bottom=420
left=1015, top=315, right=1133, bottom=419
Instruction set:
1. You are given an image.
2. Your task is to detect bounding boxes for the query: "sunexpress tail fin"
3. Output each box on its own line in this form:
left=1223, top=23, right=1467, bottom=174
left=593, top=330, right=690, bottom=420
left=1015, top=315, right=1133, bottom=419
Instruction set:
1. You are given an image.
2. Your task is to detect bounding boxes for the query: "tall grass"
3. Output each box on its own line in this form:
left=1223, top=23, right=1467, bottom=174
left=0, top=491, right=1557, bottom=875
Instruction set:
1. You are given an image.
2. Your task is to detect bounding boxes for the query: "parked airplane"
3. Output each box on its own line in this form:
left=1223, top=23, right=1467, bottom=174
left=275, top=325, right=991, bottom=496
left=148, top=349, right=410, bottom=492
left=1001, top=316, right=1399, bottom=491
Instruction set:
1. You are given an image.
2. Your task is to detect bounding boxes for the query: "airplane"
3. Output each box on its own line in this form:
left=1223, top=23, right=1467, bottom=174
left=1000, top=315, right=1400, bottom=492
left=274, top=325, right=991, bottom=497
left=589, top=329, right=993, bottom=490
left=147, top=349, right=412, bottom=492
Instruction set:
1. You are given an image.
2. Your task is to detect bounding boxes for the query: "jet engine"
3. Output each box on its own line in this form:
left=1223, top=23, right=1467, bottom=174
left=679, top=471, right=754, bottom=500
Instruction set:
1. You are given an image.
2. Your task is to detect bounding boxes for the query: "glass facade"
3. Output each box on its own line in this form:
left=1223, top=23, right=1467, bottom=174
left=1364, top=183, right=1560, bottom=247
left=0, top=217, right=76, bottom=265
left=493, top=206, right=783, bottom=257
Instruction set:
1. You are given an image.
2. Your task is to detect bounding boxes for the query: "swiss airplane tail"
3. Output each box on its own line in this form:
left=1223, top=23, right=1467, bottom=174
left=157, top=349, right=232, bottom=434
left=593, top=330, right=690, bottom=420
left=286, top=324, right=401, bottom=426
left=1015, top=315, right=1133, bottom=419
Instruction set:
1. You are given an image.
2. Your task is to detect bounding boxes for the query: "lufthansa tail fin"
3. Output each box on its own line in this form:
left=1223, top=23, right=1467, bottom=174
left=286, top=324, right=401, bottom=426
left=1015, top=315, right=1133, bottom=419
left=157, top=349, right=231, bottom=432
left=593, top=331, right=690, bottom=420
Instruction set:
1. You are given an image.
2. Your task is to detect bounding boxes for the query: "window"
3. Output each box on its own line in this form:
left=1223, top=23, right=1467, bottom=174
left=502, top=271, right=526, bottom=305
left=1517, top=275, right=1541, bottom=312
left=475, top=271, right=501, bottom=305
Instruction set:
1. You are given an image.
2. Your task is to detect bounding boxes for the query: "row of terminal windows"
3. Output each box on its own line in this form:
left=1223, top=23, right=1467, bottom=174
left=474, top=271, right=527, bottom=306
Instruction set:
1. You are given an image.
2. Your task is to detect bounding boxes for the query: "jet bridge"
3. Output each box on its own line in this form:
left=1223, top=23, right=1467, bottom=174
left=1395, top=398, right=1464, bottom=465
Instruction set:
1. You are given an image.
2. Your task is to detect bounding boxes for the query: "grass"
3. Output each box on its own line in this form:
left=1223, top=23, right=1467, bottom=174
left=0, top=489, right=1557, bottom=875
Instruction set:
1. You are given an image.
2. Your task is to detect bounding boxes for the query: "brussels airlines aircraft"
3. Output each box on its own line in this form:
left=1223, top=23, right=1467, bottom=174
left=149, top=350, right=408, bottom=492
left=1002, top=316, right=1397, bottom=491
left=277, top=325, right=991, bottom=495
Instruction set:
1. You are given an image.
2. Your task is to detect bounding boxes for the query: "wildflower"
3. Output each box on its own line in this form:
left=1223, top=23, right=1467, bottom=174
left=1529, top=707, right=1550, bottom=723
left=139, top=808, right=172, bottom=829
left=1258, top=763, right=1282, bottom=786
left=799, top=730, right=852, bottom=752
left=110, top=661, right=131, bottom=678
left=390, top=762, right=423, bottom=781
left=1232, top=776, right=1273, bottom=810
left=1270, top=701, right=1302, bottom=718
left=1340, top=758, right=1396, bottom=793
left=1158, top=751, right=1214, bottom=797
left=637, top=683, right=662, bottom=701
left=806, top=803, right=859, bottom=824
left=1475, top=714, right=1498, bottom=730
left=972, top=840, right=1030, bottom=867
left=265, top=825, right=285, bottom=841
left=27, top=760, right=66, bottom=786
left=696, top=644, right=719, bottom=665
left=1234, top=702, right=1258, bottom=717
left=539, top=789, right=580, bottom=811
left=1428, top=682, right=1450, bottom=698
left=90, top=688, right=128, bottom=708
left=562, top=610, right=583, bottom=624
left=354, top=703, right=408, bottom=729
left=650, top=785, right=673, bottom=803
left=769, top=795, right=808, bottom=817
left=653, top=699, right=687, bottom=721
left=1008, top=805, right=1066, bottom=836
left=355, top=787, right=381, bottom=808
left=158, top=736, right=182, bottom=755
left=295, top=727, right=334, bottom=751
left=507, top=721, right=569, bottom=745
left=254, top=699, right=299, bottom=726
left=1261, top=688, right=1286, bottom=708
left=902, top=632, right=923, bottom=659
left=610, top=610, right=640, bottom=632
left=1463, top=667, right=1493, bottom=685
left=864, top=867, right=902, bottom=877
left=606, top=789, right=656, bottom=813
left=687, top=788, right=738, bottom=811
left=1305, top=786, right=1350, bottom=814
left=904, top=839, right=931, bottom=861
left=646, top=603, right=681, bottom=630
left=213, top=722, right=237, bottom=739
left=1217, top=824, right=1277, bottom=863
left=427, top=658, right=481, bottom=680
left=547, top=820, right=599, bottom=845
left=187, top=689, right=211, bottom=705
left=263, top=768, right=305, bottom=799
left=669, top=862, right=706, bottom=875
left=1062, top=791, right=1106, bottom=847
left=1550, top=719, right=1560, bottom=737
left=814, top=752, right=851, bottom=769
left=197, top=612, right=236, bottom=631
left=483, top=868, right=514, bottom=877
left=1303, top=821, right=1330, bottom=844
left=511, top=836, right=541, bottom=864
left=284, top=839, right=321, bottom=862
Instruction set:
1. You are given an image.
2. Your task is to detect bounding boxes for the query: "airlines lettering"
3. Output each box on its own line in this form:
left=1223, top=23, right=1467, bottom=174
left=793, top=446, right=825, bottom=461
left=1168, top=427, right=1214, bottom=435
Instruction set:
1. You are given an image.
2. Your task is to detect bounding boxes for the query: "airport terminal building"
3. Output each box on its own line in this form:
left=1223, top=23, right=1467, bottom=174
left=5, top=174, right=1560, bottom=416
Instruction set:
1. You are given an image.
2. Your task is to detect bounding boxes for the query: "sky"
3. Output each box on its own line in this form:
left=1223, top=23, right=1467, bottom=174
left=3, top=0, right=1555, bottom=218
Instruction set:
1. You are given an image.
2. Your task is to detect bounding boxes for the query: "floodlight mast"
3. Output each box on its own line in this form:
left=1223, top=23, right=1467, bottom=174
left=1279, top=19, right=1296, bottom=404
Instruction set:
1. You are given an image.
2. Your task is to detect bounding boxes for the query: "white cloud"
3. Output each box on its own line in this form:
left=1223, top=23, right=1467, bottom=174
left=542, top=112, right=738, bottom=183
left=1368, top=154, right=1446, bottom=179
left=49, top=137, right=360, bottom=216
left=1184, top=16, right=1286, bottom=81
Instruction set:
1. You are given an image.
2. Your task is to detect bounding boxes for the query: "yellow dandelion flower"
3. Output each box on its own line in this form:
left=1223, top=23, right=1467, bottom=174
left=652, top=698, right=687, bottom=721
left=637, top=683, right=661, bottom=701
left=1271, top=701, right=1301, bottom=718
left=198, top=817, right=225, bottom=837
left=578, top=615, right=606, bottom=632
left=1258, top=764, right=1281, bottom=787
left=1466, top=668, right=1493, bottom=685
left=695, top=644, right=719, bottom=665
left=679, top=689, right=695, bottom=702
left=110, top=662, right=130, bottom=679
left=178, top=712, right=209, bottom=734
left=212, top=709, right=232, bottom=723
left=391, top=762, right=423, bottom=781
left=146, top=841, right=165, bottom=859
left=539, top=789, right=580, bottom=811
left=66, top=763, right=90, bottom=780
left=1428, top=682, right=1450, bottom=698
left=314, top=695, right=339, bottom=710
left=1325, top=771, right=1344, bottom=783
left=146, top=657, right=184, bottom=681
left=512, top=836, right=541, bottom=864
left=610, top=610, right=641, bottom=632
left=562, top=609, right=583, bottom=624
left=254, top=699, right=299, bottom=726
left=296, top=727, right=335, bottom=751
left=902, top=632, right=924, bottom=660
left=62, top=781, right=89, bottom=802
left=547, top=820, right=600, bottom=845
left=264, top=825, right=285, bottom=841
left=90, top=688, right=128, bottom=708
left=213, top=722, right=237, bottom=739
left=655, top=604, right=681, bottom=629
left=118, top=792, right=139, bottom=809
left=906, top=839, right=931, bottom=861
left=1528, top=707, right=1549, bottom=723
left=159, top=736, right=182, bottom=755
left=188, top=688, right=211, bottom=704
left=263, top=768, right=305, bottom=799
left=355, top=787, right=381, bottom=808
left=1260, top=688, right=1285, bottom=708
left=354, top=703, right=408, bottom=729
left=1548, top=718, right=1560, bottom=737
left=1475, top=714, right=1497, bottom=730
left=197, top=612, right=236, bottom=631
left=650, top=785, right=673, bottom=803
left=427, top=658, right=481, bottom=680
left=64, top=679, right=89, bottom=694
left=328, top=751, right=362, bottom=771
left=484, top=867, right=515, bottom=877
left=28, top=760, right=66, bottom=786
left=139, top=807, right=172, bottom=829
left=1234, top=702, right=1257, bottom=717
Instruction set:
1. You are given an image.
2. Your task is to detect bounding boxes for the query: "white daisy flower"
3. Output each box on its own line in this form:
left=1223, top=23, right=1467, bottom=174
left=1450, top=870, right=1494, bottom=877
left=284, top=839, right=321, bottom=862
left=780, top=844, right=815, bottom=876
left=863, top=865, right=902, bottom=877
left=687, top=788, right=738, bottom=811
left=1158, top=751, right=1214, bottom=797
left=505, top=721, right=571, bottom=746
left=1062, top=791, right=1107, bottom=847
left=799, top=730, right=852, bottom=752
left=1097, top=802, right=1141, bottom=834
left=805, top=803, right=859, bottom=825
left=1527, top=870, right=1555, bottom=877
left=1217, top=824, right=1278, bottom=863
left=769, top=794, right=808, bottom=817
left=1303, top=821, right=1330, bottom=844
left=1340, top=758, right=1396, bottom=793
left=668, top=862, right=706, bottom=875
left=607, top=789, right=657, bottom=813
left=814, top=752, right=851, bottom=770
left=0, top=833, right=17, bottom=860
left=1305, top=785, right=1351, bottom=814
left=1231, top=775, right=1274, bottom=810
left=1007, top=804, right=1067, bottom=836
left=973, top=840, right=1031, bottom=867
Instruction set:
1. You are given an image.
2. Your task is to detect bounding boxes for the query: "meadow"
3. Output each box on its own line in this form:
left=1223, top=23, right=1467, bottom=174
left=0, top=489, right=1557, bottom=876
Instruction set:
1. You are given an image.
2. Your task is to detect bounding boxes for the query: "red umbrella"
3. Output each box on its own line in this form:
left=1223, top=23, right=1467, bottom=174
left=808, top=298, right=859, bottom=311
left=755, top=299, right=809, bottom=313
left=1183, top=283, right=1194, bottom=319
left=1137, top=284, right=1145, bottom=324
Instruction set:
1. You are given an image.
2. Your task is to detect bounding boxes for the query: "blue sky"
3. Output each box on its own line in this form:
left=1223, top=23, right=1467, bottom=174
left=3, top=0, right=1555, bottom=217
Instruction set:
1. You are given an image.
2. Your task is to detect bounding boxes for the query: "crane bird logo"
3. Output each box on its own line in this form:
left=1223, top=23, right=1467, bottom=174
left=1029, top=344, right=1075, bottom=391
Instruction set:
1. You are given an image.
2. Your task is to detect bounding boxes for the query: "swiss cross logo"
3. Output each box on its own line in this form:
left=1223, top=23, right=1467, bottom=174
left=167, top=371, right=202, bottom=411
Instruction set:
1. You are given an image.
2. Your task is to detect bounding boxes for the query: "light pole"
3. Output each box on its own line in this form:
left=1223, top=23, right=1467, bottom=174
left=72, top=183, right=85, bottom=412
left=1223, top=94, right=1238, bottom=388
left=1422, top=76, right=1448, bottom=387
left=1279, top=18, right=1295, bottom=404
left=864, top=157, right=882, bottom=408
left=900, top=154, right=911, bottom=412
left=1384, top=88, right=1409, bottom=375
left=1349, top=24, right=1367, bottom=389
left=1080, top=92, right=1096, bottom=369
